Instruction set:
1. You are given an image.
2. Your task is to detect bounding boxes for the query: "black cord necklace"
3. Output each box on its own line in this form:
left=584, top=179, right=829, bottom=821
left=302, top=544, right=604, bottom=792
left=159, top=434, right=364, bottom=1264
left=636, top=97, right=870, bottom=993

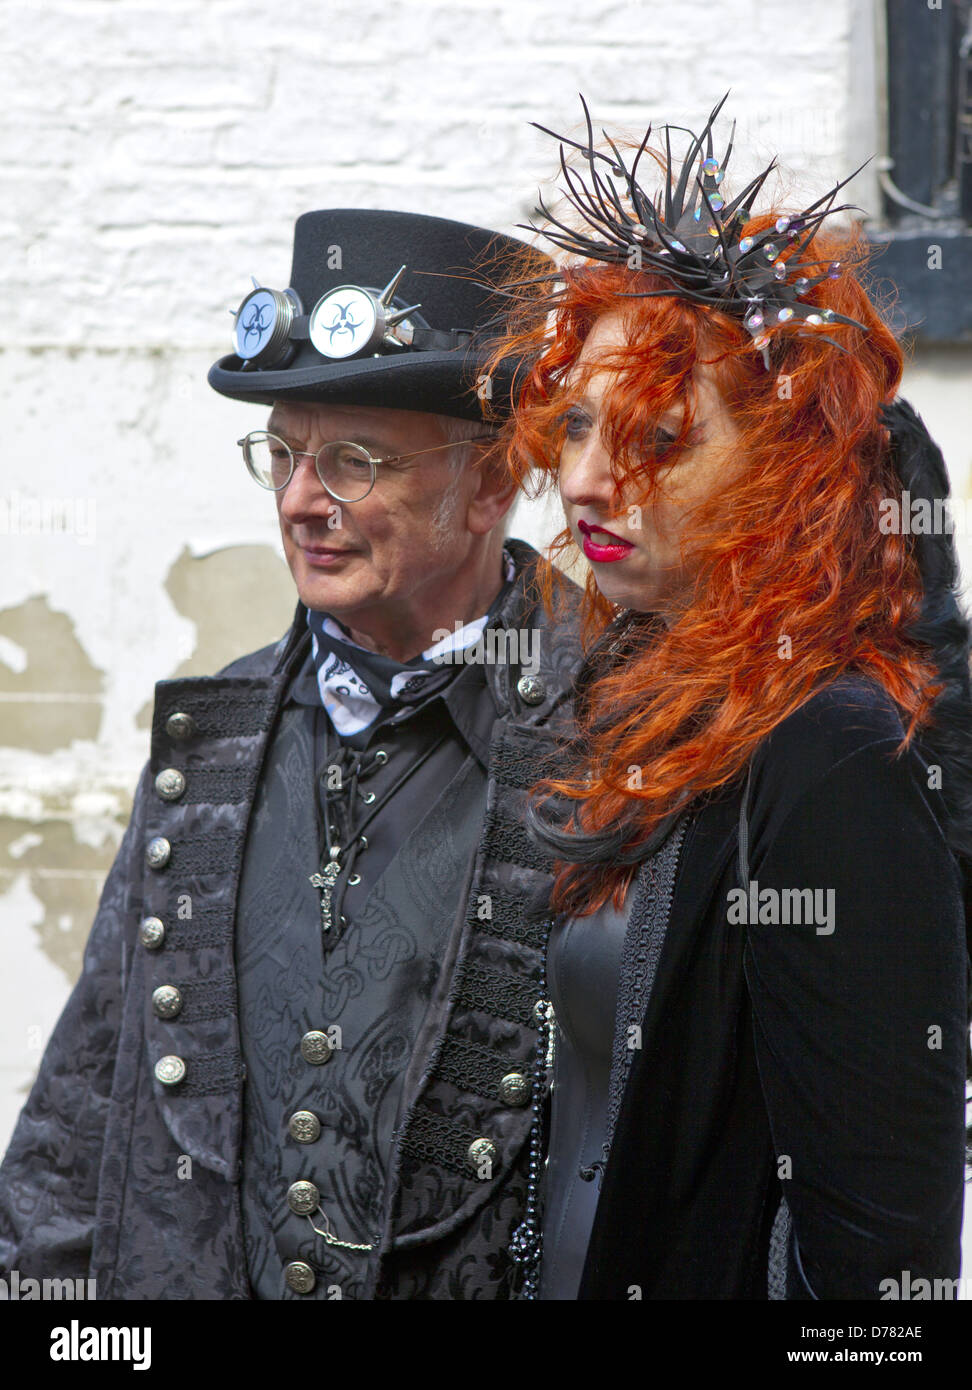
left=309, top=707, right=449, bottom=937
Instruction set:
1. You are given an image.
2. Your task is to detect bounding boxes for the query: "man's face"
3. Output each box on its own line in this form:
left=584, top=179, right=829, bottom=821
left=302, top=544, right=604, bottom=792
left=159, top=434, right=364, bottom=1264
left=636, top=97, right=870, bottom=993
left=266, top=399, right=496, bottom=638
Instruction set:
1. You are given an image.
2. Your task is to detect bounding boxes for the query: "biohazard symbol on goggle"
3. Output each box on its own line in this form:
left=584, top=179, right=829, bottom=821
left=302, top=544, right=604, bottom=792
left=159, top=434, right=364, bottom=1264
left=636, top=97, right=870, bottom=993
left=322, top=301, right=364, bottom=342
left=241, top=300, right=274, bottom=346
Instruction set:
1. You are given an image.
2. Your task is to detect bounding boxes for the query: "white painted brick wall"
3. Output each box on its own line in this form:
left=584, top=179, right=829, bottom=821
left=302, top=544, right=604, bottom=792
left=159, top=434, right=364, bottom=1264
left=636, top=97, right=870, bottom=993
left=2, top=0, right=971, bottom=1276
left=4, top=0, right=874, bottom=349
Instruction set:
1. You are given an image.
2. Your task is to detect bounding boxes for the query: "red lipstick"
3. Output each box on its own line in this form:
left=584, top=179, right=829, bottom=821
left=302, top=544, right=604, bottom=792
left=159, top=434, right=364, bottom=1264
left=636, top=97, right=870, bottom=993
left=578, top=519, right=634, bottom=564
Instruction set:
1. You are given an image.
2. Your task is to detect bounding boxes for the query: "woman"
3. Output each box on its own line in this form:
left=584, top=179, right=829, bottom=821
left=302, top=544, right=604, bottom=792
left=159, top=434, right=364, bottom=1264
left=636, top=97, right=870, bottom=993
left=489, top=98, right=972, bottom=1299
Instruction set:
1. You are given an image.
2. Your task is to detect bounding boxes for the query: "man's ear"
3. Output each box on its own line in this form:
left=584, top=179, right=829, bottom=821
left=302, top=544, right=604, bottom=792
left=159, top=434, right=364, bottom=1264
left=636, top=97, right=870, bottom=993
left=464, top=442, right=517, bottom=535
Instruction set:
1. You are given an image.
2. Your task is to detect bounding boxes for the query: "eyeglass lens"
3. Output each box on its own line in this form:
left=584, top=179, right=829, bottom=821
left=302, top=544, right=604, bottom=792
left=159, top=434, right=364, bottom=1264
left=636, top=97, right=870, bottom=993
left=242, top=433, right=376, bottom=501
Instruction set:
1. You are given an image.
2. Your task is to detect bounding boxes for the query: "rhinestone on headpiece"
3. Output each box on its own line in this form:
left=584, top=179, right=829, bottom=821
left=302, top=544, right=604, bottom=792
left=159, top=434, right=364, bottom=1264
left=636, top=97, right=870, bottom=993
left=524, top=93, right=870, bottom=368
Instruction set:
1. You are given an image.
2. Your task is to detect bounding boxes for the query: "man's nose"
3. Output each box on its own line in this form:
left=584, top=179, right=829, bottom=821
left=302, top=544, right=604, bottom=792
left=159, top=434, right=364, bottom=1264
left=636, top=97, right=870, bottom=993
left=277, top=452, right=335, bottom=519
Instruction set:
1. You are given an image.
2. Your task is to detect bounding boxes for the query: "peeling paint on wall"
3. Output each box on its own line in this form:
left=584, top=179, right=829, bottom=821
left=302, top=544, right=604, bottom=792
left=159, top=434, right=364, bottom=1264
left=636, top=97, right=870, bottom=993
left=0, top=814, right=121, bottom=983
left=135, top=542, right=294, bottom=726
left=0, top=595, right=105, bottom=752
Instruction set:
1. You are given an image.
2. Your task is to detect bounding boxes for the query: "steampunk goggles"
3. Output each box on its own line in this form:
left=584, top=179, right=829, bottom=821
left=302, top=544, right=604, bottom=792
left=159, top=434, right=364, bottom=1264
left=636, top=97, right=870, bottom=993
left=232, top=264, right=473, bottom=370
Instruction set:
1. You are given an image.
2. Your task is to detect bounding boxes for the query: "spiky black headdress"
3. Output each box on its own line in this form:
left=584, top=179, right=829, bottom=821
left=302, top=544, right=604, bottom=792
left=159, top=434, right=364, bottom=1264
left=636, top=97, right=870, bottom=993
left=525, top=93, right=870, bottom=366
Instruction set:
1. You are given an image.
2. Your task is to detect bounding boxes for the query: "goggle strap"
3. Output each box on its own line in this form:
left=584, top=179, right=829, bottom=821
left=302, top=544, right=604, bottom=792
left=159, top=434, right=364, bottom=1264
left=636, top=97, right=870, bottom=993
left=280, top=316, right=470, bottom=353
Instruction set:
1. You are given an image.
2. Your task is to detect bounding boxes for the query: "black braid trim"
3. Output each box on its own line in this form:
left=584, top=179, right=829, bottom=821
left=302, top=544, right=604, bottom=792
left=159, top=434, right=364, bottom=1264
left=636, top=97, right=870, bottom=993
left=178, top=767, right=256, bottom=805
left=484, top=806, right=553, bottom=872
left=398, top=1106, right=487, bottom=1177
left=768, top=1194, right=791, bottom=1299
left=489, top=729, right=563, bottom=791
left=153, top=691, right=276, bottom=743
left=604, top=814, right=689, bottom=1152
left=435, top=1034, right=530, bottom=1102
left=452, top=961, right=540, bottom=1027
left=167, top=829, right=246, bottom=877
left=163, top=973, right=237, bottom=1024
left=469, top=887, right=549, bottom=950
left=166, top=1050, right=242, bottom=1097
left=164, top=907, right=235, bottom=951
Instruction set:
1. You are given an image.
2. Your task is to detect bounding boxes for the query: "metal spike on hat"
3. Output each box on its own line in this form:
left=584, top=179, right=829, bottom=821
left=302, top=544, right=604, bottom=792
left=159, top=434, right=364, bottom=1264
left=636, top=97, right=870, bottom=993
left=377, top=265, right=408, bottom=305
left=521, top=93, right=871, bottom=367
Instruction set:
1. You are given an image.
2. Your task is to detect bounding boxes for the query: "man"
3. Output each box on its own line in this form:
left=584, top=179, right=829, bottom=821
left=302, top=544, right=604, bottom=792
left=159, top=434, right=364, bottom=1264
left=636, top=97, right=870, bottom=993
left=0, top=208, right=582, bottom=1298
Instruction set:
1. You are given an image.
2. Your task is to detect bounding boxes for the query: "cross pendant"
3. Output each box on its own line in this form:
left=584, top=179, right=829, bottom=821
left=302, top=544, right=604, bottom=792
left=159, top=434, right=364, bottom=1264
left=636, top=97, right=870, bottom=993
left=309, top=848, right=341, bottom=933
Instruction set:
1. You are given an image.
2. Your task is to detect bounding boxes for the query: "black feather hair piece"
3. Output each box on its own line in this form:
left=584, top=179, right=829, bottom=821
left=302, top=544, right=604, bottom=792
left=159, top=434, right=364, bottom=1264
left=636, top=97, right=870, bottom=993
left=524, top=93, right=871, bottom=367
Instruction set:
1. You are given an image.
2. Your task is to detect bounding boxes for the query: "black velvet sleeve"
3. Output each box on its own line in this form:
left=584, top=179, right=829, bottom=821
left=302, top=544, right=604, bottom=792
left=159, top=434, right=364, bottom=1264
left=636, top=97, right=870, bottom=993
left=742, top=735, right=968, bottom=1300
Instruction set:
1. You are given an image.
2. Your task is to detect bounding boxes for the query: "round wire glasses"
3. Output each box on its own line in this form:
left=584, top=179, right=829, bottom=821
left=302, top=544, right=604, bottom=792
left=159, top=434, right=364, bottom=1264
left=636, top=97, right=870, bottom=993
left=238, top=430, right=493, bottom=503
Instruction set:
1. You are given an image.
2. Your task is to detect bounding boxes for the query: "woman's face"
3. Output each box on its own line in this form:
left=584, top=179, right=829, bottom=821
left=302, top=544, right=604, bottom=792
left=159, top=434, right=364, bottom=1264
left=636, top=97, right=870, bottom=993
left=557, top=311, right=743, bottom=619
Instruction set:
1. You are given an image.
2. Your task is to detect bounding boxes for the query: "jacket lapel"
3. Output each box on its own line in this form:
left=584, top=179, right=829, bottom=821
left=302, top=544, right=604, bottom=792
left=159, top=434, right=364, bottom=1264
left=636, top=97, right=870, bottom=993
left=629, top=785, right=742, bottom=1060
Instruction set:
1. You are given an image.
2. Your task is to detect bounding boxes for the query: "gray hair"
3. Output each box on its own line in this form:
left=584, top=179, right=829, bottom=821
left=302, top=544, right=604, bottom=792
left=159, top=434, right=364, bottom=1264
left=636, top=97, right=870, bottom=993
left=436, top=414, right=501, bottom=473
left=428, top=415, right=504, bottom=548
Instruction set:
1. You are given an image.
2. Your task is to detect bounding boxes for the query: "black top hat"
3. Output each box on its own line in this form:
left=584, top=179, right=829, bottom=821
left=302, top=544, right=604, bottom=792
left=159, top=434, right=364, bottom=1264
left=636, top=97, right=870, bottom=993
left=207, top=209, right=548, bottom=421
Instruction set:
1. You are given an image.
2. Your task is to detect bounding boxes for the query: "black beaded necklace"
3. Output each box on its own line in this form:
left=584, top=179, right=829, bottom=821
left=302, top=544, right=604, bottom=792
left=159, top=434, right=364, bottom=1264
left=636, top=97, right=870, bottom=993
left=508, top=914, right=557, bottom=1299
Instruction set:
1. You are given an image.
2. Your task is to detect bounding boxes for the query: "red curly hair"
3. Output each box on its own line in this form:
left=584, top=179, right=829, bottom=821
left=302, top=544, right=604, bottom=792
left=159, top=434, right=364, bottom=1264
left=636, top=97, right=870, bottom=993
left=488, top=216, right=943, bottom=916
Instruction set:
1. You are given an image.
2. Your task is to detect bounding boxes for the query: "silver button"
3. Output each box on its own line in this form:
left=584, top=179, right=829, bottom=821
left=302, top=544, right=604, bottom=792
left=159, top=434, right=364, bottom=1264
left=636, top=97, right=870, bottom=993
left=287, top=1180, right=321, bottom=1215
left=300, top=1031, right=334, bottom=1065
left=373, top=749, right=388, bottom=764
left=283, top=1260, right=316, bottom=1294
left=467, top=1137, right=498, bottom=1174
left=517, top=674, right=546, bottom=705
left=152, top=985, right=183, bottom=1020
left=166, top=712, right=196, bottom=740
left=155, top=1055, right=186, bottom=1086
left=145, top=837, right=171, bottom=869
left=155, top=768, right=186, bottom=801
left=498, top=1072, right=531, bottom=1107
left=288, top=1110, right=322, bottom=1143
left=532, top=998, right=550, bottom=1025
left=139, top=916, right=166, bottom=950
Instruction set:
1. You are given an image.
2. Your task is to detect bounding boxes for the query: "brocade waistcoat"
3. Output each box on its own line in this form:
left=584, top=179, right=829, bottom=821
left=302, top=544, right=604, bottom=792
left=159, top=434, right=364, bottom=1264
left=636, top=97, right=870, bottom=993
left=236, top=689, right=490, bottom=1297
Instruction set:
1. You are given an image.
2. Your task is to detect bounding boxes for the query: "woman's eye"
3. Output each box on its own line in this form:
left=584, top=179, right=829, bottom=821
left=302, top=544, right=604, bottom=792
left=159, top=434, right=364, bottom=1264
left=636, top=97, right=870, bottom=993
left=639, top=427, right=678, bottom=454
left=562, top=407, right=590, bottom=441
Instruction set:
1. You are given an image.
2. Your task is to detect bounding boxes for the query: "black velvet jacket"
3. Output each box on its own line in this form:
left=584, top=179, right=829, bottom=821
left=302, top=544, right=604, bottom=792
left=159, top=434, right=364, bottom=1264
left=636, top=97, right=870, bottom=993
left=569, top=400, right=972, bottom=1300
left=577, top=674, right=969, bottom=1300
